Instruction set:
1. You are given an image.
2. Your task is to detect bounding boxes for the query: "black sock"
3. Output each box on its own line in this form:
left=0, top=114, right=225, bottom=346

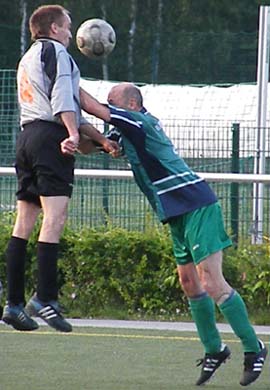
left=6, top=236, right=28, bottom=305
left=37, top=242, right=59, bottom=302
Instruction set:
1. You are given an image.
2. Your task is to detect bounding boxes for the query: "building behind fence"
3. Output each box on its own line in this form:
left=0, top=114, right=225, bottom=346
left=0, top=70, right=269, bottom=242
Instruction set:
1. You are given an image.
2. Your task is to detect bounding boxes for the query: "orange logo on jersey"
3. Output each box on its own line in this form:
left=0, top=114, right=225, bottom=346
left=19, top=69, right=34, bottom=103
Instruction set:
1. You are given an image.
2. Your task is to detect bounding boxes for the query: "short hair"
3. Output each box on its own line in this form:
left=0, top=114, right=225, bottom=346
left=29, top=5, right=69, bottom=41
left=123, top=85, right=143, bottom=107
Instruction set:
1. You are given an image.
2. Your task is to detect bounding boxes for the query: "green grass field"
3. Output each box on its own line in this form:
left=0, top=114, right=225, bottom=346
left=0, top=324, right=269, bottom=390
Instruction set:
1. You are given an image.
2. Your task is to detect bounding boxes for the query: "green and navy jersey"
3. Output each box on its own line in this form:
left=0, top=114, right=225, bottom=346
left=108, top=105, right=217, bottom=223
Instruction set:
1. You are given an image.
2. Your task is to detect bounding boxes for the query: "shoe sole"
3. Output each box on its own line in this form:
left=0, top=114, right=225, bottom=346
left=2, top=315, right=38, bottom=331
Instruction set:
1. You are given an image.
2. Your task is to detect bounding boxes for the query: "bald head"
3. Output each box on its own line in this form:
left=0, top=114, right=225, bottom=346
left=108, top=82, right=143, bottom=111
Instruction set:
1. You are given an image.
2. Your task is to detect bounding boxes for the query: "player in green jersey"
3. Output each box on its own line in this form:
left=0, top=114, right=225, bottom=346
left=74, top=82, right=267, bottom=387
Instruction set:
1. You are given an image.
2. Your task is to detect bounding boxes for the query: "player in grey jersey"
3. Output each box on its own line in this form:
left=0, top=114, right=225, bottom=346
left=76, top=82, right=267, bottom=387
left=2, top=4, right=118, bottom=333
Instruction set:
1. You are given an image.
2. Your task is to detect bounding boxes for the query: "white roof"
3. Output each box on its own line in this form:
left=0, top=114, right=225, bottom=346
left=80, top=79, right=269, bottom=157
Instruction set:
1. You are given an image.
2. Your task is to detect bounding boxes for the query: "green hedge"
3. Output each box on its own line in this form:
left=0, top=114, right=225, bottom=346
left=0, top=212, right=269, bottom=323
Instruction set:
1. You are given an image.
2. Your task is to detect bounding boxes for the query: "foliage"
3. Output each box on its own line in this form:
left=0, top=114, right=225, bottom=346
left=58, top=223, right=187, bottom=318
left=0, top=214, right=270, bottom=323
left=0, top=0, right=262, bottom=84
left=225, top=243, right=270, bottom=315
left=0, top=212, right=13, bottom=284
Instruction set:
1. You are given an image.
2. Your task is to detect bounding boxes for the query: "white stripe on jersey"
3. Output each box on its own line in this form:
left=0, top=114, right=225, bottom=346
left=157, top=177, right=204, bottom=195
left=153, top=171, right=192, bottom=185
left=110, top=113, right=141, bottom=128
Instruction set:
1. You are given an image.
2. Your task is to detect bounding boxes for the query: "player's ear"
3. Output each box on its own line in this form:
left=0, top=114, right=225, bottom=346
left=128, top=98, right=137, bottom=110
left=50, top=22, right=59, bottom=34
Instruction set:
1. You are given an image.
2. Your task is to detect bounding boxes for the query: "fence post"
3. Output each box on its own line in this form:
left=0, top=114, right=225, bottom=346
left=231, top=123, right=240, bottom=244
left=102, top=123, right=109, bottom=219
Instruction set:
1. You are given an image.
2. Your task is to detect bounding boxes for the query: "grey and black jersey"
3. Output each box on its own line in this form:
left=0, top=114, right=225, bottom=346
left=17, top=38, right=86, bottom=128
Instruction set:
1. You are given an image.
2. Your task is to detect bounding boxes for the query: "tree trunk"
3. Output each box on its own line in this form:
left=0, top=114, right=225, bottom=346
left=127, top=0, right=137, bottom=81
left=152, top=0, right=163, bottom=83
left=101, top=2, right=109, bottom=80
left=20, top=0, right=27, bottom=56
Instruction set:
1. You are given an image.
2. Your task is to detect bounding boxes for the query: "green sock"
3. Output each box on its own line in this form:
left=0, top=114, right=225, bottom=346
left=219, top=290, right=259, bottom=353
left=189, top=293, right=222, bottom=354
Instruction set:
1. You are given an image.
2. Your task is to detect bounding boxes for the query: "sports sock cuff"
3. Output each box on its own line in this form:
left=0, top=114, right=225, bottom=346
left=189, top=292, right=209, bottom=301
left=219, top=289, right=236, bottom=309
left=10, top=235, right=28, bottom=246
left=37, top=241, right=59, bottom=249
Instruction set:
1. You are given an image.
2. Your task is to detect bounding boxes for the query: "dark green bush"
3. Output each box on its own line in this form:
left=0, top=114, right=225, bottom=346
left=0, top=212, right=269, bottom=323
left=58, top=224, right=187, bottom=318
left=225, top=244, right=270, bottom=312
left=0, top=212, right=13, bottom=286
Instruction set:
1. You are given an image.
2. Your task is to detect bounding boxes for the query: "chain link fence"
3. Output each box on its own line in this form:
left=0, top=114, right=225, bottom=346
left=0, top=70, right=269, bottom=242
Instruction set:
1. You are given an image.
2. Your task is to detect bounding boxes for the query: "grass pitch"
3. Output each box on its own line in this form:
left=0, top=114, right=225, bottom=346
left=0, top=324, right=269, bottom=390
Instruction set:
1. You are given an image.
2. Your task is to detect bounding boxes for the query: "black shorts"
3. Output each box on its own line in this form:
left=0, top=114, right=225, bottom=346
left=15, top=120, right=75, bottom=206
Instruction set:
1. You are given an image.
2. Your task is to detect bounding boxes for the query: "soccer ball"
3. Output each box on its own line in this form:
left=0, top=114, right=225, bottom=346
left=76, top=18, right=116, bottom=59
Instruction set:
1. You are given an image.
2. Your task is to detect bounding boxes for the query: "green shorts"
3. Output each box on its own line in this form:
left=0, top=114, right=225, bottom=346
left=169, top=202, right=232, bottom=266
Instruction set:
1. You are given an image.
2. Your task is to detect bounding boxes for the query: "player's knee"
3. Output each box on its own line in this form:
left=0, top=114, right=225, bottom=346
left=42, top=212, right=67, bottom=234
left=179, top=274, right=199, bottom=296
left=200, top=278, right=216, bottom=297
left=201, top=277, right=231, bottom=302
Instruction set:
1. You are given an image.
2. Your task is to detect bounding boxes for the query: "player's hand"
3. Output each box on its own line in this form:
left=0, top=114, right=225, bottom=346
left=61, top=135, right=79, bottom=155
left=101, top=139, right=121, bottom=157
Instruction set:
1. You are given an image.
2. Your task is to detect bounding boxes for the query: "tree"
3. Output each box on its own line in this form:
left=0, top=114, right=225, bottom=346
left=151, top=0, right=163, bottom=83
left=0, top=0, right=262, bottom=84
left=127, top=0, right=137, bottom=81
left=19, top=0, right=27, bottom=56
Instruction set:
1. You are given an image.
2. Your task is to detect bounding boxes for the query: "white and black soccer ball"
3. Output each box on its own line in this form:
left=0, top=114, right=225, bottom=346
left=76, top=18, right=116, bottom=59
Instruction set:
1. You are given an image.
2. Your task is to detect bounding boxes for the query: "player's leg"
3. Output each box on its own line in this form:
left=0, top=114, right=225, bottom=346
left=38, top=195, right=69, bottom=243
left=3, top=123, right=42, bottom=331
left=169, top=216, right=228, bottom=386
left=177, top=262, right=230, bottom=386
left=198, top=252, right=267, bottom=386
left=177, top=263, right=223, bottom=354
left=195, top=203, right=267, bottom=386
left=2, top=200, right=41, bottom=331
left=197, top=251, right=260, bottom=354
left=25, top=195, right=72, bottom=332
left=37, top=195, right=69, bottom=301
left=12, top=200, right=41, bottom=239
left=23, top=121, right=73, bottom=332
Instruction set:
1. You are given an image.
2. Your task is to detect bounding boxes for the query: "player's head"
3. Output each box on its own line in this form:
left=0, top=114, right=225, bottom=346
left=108, top=83, right=143, bottom=111
left=29, top=5, right=72, bottom=47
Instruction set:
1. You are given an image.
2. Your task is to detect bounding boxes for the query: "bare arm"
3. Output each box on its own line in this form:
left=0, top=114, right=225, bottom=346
left=59, top=111, right=80, bottom=154
left=78, top=122, right=120, bottom=155
left=60, top=111, right=79, bottom=139
left=79, top=122, right=109, bottom=146
left=80, top=88, right=111, bottom=122
left=60, top=111, right=80, bottom=144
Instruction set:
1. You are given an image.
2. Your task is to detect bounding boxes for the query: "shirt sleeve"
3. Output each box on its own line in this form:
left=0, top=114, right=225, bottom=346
left=108, top=105, right=142, bottom=133
left=51, top=50, right=76, bottom=116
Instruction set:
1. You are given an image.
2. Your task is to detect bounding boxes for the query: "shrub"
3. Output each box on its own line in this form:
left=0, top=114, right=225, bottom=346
left=58, top=224, right=187, bottom=318
left=225, top=243, right=270, bottom=313
left=0, top=212, right=269, bottom=322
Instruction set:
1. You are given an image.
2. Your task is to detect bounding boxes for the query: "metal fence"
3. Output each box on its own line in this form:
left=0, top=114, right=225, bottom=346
left=0, top=70, right=269, bottom=242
